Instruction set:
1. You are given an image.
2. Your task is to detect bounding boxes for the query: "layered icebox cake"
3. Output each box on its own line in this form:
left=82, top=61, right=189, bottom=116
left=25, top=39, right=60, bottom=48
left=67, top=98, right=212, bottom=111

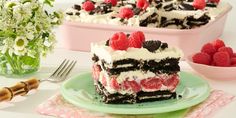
left=65, top=0, right=231, bottom=29
left=91, top=31, right=183, bottom=104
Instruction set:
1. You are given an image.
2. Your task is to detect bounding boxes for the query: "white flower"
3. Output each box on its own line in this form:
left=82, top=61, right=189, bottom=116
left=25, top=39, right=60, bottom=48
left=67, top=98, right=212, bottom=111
left=14, top=36, right=28, bottom=51
left=43, top=39, right=53, bottom=47
left=0, top=0, right=62, bottom=58
left=26, top=32, right=34, bottom=40
left=14, top=48, right=27, bottom=56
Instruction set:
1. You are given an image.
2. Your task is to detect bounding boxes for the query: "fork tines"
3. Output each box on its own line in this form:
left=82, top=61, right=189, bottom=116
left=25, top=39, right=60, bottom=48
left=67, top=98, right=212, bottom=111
left=50, top=59, right=77, bottom=79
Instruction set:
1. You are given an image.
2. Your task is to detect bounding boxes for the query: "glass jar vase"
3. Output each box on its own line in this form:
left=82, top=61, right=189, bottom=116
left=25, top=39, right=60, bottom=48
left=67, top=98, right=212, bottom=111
left=0, top=51, right=40, bottom=77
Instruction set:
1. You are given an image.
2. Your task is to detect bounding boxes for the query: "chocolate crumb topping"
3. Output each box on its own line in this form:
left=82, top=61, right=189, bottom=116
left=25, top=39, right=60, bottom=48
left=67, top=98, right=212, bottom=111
left=133, top=8, right=142, bottom=15
left=66, top=12, right=73, bottom=15
left=161, top=43, right=168, bottom=49
left=74, top=4, right=81, bottom=11
left=75, top=12, right=80, bottom=16
left=142, top=40, right=162, bottom=52
left=179, top=3, right=194, bottom=10
left=105, top=40, right=110, bottom=46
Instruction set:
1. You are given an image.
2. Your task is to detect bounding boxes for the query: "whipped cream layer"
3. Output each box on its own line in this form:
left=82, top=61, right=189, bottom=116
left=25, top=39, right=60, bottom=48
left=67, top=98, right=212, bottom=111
left=91, top=41, right=183, bottom=64
left=65, top=0, right=231, bottom=29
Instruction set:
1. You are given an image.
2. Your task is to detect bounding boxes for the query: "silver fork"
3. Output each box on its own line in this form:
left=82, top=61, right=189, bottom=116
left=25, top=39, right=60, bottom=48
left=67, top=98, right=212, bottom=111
left=0, top=59, right=77, bottom=102
left=40, top=59, right=77, bottom=83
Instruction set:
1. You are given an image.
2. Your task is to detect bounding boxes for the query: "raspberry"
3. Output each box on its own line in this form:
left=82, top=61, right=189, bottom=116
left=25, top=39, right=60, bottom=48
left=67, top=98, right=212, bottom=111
left=233, top=53, right=236, bottom=57
left=193, top=0, right=206, bottom=10
left=208, top=0, right=220, bottom=3
left=213, top=52, right=231, bottom=67
left=218, top=47, right=233, bottom=57
left=110, top=77, right=120, bottom=90
left=109, top=32, right=129, bottom=50
left=231, top=58, right=236, bottom=65
left=136, top=0, right=149, bottom=10
left=192, top=52, right=211, bottom=65
left=211, top=61, right=216, bottom=66
left=128, top=31, right=145, bottom=48
left=163, top=75, right=179, bottom=91
left=82, top=1, right=95, bottom=11
left=140, top=78, right=162, bottom=90
left=231, top=64, right=236, bottom=67
left=123, top=80, right=141, bottom=93
left=102, top=75, right=107, bottom=86
left=104, top=0, right=117, bottom=6
left=212, top=39, right=225, bottom=50
left=201, top=43, right=217, bottom=56
left=119, top=7, right=134, bottom=19
left=92, top=65, right=101, bottom=80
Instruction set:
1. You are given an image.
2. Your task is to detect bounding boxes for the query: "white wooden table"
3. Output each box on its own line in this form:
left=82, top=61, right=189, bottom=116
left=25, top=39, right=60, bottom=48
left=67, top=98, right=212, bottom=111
left=0, top=0, right=236, bottom=117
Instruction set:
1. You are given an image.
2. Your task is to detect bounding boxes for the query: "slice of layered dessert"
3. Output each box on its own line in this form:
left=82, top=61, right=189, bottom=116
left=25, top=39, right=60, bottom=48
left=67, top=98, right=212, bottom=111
left=91, top=31, right=183, bottom=104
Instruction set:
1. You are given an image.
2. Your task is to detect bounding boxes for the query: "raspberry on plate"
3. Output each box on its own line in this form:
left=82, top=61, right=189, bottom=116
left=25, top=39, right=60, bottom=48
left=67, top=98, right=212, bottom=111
left=213, top=52, right=231, bottom=67
left=212, top=39, right=225, bottom=49
left=192, top=52, right=211, bottom=65
left=201, top=43, right=217, bottom=56
left=128, top=31, right=145, bottom=48
left=104, top=0, right=117, bottom=6
left=82, top=1, right=95, bottom=11
left=193, top=0, right=206, bottom=10
left=136, top=0, right=149, bottom=10
left=109, top=32, right=129, bottom=50
left=119, top=7, right=134, bottom=19
left=218, top=47, right=233, bottom=57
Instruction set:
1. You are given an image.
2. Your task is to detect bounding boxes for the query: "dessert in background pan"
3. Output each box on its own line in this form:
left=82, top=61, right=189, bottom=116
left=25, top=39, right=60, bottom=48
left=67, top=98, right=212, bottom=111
left=65, top=0, right=230, bottom=29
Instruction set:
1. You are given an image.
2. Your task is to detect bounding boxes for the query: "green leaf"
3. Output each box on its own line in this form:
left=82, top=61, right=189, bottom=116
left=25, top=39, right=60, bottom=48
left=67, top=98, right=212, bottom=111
left=0, top=30, right=16, bottom=38
left=43, top=0, right=55, bottom=7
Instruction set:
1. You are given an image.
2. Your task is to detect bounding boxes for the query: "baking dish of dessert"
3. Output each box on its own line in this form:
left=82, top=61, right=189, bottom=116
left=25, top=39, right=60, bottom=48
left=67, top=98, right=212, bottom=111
left=58, top=0, right=232, bottom=57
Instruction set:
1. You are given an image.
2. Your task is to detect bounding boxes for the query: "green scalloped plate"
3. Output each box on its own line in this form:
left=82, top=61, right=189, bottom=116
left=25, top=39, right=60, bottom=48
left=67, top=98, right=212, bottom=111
left=61, top=71, right=210, bottom=114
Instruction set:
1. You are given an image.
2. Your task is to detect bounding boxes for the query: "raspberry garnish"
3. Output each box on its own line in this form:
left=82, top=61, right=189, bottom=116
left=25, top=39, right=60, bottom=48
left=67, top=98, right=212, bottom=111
left=192, top=52, right=211, bottom=65
left=82, top=1, right=95, bottom=11
left=119, top=7, right=134, bottom=19
left=128, top=31, right=145, bottom=48
left=193, top=0, right=206, bottom=10
left=109, top=32, right=129, bottom=50
left=136, top=0, right=149, bottom=10
left=213, top=52, right=231, bottom=67
left=212, top=39, right=225, bottom=50
left=104, top=0, right=117, bottom=6
left=201, top=43, right=217, bottom=56
left=231, top=58, right=236, bottom=65
left=218, top=47, right=233, bottom=57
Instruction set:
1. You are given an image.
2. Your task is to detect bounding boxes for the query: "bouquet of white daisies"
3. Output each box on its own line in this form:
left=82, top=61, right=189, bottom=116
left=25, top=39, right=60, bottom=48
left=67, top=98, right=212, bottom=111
left=0, top=0, right=63, bottom=75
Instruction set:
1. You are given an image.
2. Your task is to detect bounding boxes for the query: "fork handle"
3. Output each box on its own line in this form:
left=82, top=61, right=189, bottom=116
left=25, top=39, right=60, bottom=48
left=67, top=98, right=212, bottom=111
left=0, top=78, right=40, bottom=102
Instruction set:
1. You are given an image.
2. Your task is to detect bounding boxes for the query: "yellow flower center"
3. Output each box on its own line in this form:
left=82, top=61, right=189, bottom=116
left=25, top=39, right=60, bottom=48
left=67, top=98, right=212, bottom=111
left=16, top=39, right=24, bottom=47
